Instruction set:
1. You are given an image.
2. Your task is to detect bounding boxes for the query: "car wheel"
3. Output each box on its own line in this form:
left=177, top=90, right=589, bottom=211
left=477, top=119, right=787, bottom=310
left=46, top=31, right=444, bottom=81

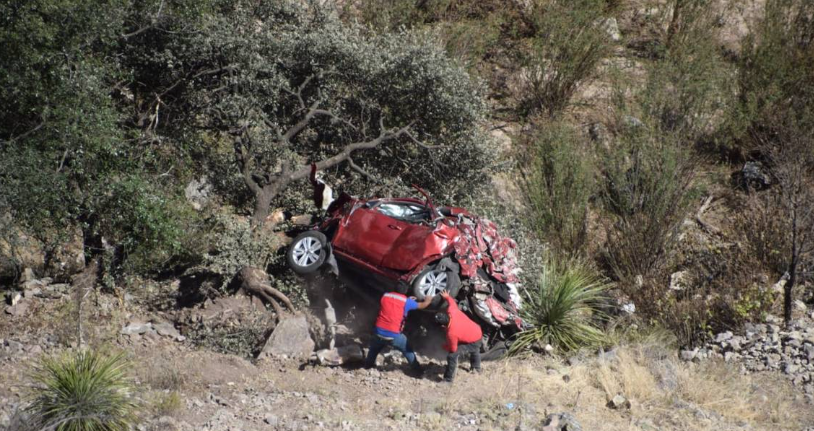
left=286, top=231, right=328, bottom=275
left=411, top=263, right=461, bottom=300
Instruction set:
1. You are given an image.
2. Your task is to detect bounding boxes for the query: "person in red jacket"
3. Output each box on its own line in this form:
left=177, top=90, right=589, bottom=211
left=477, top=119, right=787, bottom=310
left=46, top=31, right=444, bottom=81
left=364, top=287, right=434, bottom=376
left=434, top=291, right=483, bottom=382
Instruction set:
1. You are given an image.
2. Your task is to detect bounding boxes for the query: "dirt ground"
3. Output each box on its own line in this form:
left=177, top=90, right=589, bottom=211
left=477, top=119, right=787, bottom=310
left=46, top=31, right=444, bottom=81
left=1, top=290, right=813, bottom=431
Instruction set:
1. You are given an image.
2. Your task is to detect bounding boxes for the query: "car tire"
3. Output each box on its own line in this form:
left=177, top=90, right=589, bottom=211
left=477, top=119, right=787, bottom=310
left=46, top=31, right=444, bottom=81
left=411, top=263, right=461, bottom=301
left=286, top=231, right=328, bottom=275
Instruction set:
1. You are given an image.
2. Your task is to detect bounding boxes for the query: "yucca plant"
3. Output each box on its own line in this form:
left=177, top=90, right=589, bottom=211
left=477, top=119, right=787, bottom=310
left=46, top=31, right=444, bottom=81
left=510, top=260, right=611, bottom=354
left=26, top=350, right=137, bottom=431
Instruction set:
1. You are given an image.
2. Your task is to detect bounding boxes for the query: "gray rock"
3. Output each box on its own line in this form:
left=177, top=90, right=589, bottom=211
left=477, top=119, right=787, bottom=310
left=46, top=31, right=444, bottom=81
left=21, top=268, right=35, bottom=283
left=540, top=412, right=582, bottom=431
left=715, top=331, right=733, bottom=343
left=669, top=271, right=691, bottom=291
left=5, top=291, right=21, bottom=306
left=264, top=414, right=279, bottom=426
left=4, top=302, right=28, bottom=317
left=153, top=322, right=181, bottom=339
left=315, top=344, right=364, bottom=366
left=259, top=315, right=315, bottom=359
left=6, top=340, right=23, bottom=353
left=121, top=321, right=152, bottom=335
left=184, top=177, right=212, bottom=211
left=602, top=17, right=621, bottom=41
left=23, top=287, right=41, bottom=299
left=740, top=161, right=772, bottom=190
left=607, top=394, right=631, bottom=410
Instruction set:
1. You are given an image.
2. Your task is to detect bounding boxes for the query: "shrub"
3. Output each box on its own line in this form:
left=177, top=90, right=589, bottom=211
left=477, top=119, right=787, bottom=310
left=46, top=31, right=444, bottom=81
left=510, top=258, right=610, bottom=353
left=522, top=121, right=595, bottom=257
left=599, top=130, right=696, bottom=285
left=520, top=0, right=611, bottom=117
left=25, top=350, right=137, bottom=431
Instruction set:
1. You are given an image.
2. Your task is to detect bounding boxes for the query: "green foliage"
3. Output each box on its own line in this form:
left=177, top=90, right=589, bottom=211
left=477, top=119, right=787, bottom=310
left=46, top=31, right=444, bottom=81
left=523, top=121, right=595, bottom=257
left=599, top=127, right=695, bottom=284
left=638, top=1, right=734, bottom=143
left=521, top=0, right=611, bottom=116
left=194, top=213, right=281, bottom=289
left=727, top=0, right=814, bottom=153
left=25, top=350, right=137, bottom=431
left=150, top=391, right=182, bottom=417
left=510, top=258, right=610, bottom=353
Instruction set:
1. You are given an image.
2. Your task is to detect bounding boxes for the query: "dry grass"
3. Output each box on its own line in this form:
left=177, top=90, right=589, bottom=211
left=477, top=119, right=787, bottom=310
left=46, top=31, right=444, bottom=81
left=459, top=340, right=812, bottom=431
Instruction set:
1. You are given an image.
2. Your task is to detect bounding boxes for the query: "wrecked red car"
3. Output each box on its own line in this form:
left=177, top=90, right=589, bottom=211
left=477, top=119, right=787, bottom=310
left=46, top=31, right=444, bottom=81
left=286, top=176, right=524, bottom=346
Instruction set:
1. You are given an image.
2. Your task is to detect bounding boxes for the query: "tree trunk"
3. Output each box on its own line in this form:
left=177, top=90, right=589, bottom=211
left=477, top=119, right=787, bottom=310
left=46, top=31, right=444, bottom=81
left=252, top=189, right=273, bottom=228
left=785, top=259, right=797, bottom=326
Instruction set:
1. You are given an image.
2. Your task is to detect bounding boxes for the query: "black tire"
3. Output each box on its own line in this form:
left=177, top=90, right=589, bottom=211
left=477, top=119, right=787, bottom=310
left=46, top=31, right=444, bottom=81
left=286, top=231, right=328, bottom=275
left=411, top=262, right=461, bottom=301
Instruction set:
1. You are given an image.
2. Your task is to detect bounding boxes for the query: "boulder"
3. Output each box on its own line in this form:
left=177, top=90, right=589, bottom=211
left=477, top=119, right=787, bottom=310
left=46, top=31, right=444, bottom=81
left=153, top=322, right=182, bottom=339
left=314, top=344, right=364, bottom=366
left=121, top=321, right=152, bottom=335
left=540, top=412, right=582, bottom=431
left=184, top=177, right=212, bottom=211
left=608, top=394, right=631, bottom=410
left=259, top=315, right=314, bottom=359
left=4, top=301, right=28, bottom=317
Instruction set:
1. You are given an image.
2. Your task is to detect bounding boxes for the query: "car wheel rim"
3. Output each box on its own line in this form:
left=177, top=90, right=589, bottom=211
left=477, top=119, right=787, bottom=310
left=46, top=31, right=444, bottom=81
left=293, top=236, right=322, bottom=267
left=418, top=270, right=448, bottom=297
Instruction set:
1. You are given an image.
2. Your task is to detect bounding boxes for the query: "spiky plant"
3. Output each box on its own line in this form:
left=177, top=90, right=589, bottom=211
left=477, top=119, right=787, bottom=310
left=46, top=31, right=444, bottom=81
left=511, top=260, right=611, bottom=354
left=26, top=351, right=137, bottom=431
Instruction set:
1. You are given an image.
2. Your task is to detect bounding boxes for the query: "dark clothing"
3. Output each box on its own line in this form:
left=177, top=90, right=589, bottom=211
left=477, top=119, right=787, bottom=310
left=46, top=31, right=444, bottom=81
left=444, top=339, right=482, bottom=382
left=364, top=333, right=420, bottom=370
left=442, top=296, right=483, bottom=353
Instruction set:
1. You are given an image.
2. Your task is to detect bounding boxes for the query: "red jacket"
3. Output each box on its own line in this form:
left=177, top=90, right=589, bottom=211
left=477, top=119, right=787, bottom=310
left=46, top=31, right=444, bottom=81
left=375, top=292, right=414, bottom=334
left=443, top=296, right=483, bottom=353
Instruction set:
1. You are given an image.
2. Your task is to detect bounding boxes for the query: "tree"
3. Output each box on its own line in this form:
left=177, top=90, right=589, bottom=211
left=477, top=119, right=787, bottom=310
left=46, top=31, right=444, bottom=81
left=123, top=2, right=494, bottom=227
left=759, top=127, right=814, bottom=325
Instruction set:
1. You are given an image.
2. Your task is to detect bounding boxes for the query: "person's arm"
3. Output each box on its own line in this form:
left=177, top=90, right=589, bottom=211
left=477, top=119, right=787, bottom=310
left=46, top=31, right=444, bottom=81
left=415, top=295, right=434, bottom=310
left=440, top=291, right=457, bottom=311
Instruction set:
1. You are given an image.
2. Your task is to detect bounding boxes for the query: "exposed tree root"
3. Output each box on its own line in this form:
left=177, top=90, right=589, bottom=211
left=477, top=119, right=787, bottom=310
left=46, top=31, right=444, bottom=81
left=237, top=266, right=295, bottom=320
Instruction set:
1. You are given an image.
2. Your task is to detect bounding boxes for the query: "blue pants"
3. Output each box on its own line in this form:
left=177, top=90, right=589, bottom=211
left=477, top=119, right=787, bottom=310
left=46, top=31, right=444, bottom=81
left=364, top=333, right=420, bottom=369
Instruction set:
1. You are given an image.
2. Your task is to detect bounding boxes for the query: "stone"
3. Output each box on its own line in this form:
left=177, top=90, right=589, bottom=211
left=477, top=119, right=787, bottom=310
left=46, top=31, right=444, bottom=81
left=291, top=215, right=313, bottom=226
left=669, top=271, right=691, bottom=291
left=21, top=267, right=35, bottom=283
left=153, top=322, right=181, bottom=339
left=540, top=412, right=582, bottom=431
left=6, top=340, right=24, bottom=353
left=264, top=414, right=279, bottom=426
left=315, top=344, right=364, bottom=366
left=715, top=331, right=733, bottom=343
left=5, top=291, right=21, bottom=306
left=740, top=161, right=772, bottom=190
left=259, top=315, right=314, bottom=359
left=4, top=302, right=27, bottom=317
left=608, top=394, right=630, bottom=410
left=23, top=287, right=41, bottom=299
left=602, top=17, right=621, bottom=41
left=184, top=177, right=212, bottom=211
left=121, top=321, right=152, bottom=335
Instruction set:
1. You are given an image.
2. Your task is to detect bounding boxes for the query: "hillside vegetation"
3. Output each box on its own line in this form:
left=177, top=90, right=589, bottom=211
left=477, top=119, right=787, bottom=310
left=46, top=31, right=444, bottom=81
left=2, top=0, right=814, bottom=430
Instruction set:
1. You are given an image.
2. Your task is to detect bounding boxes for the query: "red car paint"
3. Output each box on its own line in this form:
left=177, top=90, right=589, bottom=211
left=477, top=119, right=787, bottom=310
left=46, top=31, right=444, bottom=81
left=315, top=192, right=520, bottom=292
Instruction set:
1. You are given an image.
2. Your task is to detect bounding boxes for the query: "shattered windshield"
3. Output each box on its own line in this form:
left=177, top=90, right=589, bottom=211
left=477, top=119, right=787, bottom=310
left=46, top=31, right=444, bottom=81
left=375, top=202, right=429, bottom=223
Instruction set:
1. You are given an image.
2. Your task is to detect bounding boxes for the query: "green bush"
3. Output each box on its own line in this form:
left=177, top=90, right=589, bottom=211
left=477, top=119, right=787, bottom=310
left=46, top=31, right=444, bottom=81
left=521, top=0, right=610, bottom=117
left=599, top=131, right=696, bottom=285
left=510, top=258, right=610, bottom=353
left=522, top=121, right=595, bottom=257
left=726, top=0, right=814, bottom=155
left=25, top=350, right=137, bottom=431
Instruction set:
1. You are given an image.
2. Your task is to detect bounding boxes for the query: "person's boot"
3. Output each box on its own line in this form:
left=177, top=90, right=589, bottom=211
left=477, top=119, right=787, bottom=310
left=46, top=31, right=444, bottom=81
left=407, top=362, right=424, bottom=378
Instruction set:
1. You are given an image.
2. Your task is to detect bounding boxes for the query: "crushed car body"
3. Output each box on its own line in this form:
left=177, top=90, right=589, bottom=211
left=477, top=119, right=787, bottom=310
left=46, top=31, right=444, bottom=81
left=286, top=166, right=524, bottom=346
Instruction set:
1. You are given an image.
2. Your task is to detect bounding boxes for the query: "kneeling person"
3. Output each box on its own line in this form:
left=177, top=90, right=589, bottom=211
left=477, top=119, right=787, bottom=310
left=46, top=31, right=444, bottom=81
left=435, top=291, right=483, bottom=382
left=364, top=287, right=433, bottom=376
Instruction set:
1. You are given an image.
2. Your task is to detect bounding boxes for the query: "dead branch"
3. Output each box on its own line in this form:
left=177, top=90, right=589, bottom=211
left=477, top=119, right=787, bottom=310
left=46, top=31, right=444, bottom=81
left=695, top=195, right=720, bottom=235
